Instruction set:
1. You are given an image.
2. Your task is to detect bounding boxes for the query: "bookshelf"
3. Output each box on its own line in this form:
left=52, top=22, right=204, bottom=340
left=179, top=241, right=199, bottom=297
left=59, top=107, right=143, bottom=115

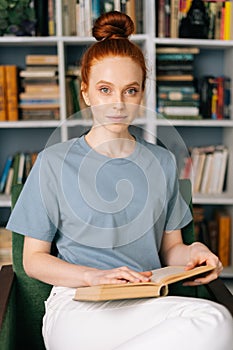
left=0, top=0, right=233, bottom=275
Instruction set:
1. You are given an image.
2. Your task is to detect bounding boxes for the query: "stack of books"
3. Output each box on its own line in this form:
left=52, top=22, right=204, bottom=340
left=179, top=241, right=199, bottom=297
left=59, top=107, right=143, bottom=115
left=19, top=55, right=60, bottom=120
left=156, top=47, right=200, bottom=119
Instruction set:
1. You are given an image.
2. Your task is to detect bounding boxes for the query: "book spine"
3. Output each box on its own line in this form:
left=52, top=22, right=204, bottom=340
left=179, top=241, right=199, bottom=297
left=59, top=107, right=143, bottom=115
left=0, top=66, right=7, bottom=121
left=158, top=0, right=165, bottom=38
left=34, top=0, right=49, bottom=36
left=217, top=213, right=231, bottom=267
left=224, top=1, right=231, bottom=40
left=0, top=156, right=13, bottom=193
left=5, top=66, right=19, bottom=121
left=170, top=0, right=179, bottom=38
left=126, top=0, right=136, bottom=33
left=48, top=0, right=55, bottom=36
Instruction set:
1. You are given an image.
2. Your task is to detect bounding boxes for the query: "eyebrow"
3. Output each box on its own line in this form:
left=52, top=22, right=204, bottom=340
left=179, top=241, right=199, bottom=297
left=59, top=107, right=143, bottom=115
left=96, top=80, right=141, bottom=87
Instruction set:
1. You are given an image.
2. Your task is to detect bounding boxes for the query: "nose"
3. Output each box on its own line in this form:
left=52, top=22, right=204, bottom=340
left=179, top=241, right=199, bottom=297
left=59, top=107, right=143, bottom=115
left=112, top=92, right=125, bottom=111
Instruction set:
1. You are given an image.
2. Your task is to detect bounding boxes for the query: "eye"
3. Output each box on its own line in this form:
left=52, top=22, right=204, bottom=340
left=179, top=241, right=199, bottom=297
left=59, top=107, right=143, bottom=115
left=125, top=88, right=139, bottom=96
left=99, top=87, right=111, bottom=94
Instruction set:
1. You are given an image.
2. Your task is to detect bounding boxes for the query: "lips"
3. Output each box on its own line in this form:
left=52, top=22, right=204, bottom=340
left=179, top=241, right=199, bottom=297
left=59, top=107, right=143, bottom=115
left=106, top=115, right=127, bottom=122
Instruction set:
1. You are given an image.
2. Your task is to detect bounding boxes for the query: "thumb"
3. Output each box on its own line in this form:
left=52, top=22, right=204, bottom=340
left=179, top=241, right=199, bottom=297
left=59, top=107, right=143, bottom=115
left=185, top=261, right=196, bottom=270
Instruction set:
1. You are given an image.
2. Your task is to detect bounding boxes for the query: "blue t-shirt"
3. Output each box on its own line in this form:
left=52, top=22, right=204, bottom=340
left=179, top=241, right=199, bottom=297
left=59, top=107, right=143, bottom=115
left=7, top=135, right=192, bottom=271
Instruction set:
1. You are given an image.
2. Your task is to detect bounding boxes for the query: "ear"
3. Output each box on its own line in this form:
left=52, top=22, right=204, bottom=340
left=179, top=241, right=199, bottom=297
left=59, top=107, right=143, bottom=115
left=81, top=82, right=90, bottom=106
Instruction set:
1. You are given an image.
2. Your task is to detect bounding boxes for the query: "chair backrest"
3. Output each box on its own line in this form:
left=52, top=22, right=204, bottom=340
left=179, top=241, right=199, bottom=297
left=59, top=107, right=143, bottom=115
left=10, top=179, right=210, bottom=348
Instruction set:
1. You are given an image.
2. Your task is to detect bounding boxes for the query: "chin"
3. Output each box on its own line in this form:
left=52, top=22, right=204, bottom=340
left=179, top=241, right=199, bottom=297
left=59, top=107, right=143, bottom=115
left=104, top=122, right=130, bottom=134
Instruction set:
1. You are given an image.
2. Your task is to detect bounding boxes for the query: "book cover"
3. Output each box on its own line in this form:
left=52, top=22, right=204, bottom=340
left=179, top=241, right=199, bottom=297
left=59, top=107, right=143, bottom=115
left=74, top=265, right=214, bottom=301
left=5, top=65, right=19, bottom=121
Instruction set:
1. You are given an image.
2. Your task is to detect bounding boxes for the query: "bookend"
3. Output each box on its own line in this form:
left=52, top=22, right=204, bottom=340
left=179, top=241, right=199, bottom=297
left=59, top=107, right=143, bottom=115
left=0, top=180, right=232, bottom=350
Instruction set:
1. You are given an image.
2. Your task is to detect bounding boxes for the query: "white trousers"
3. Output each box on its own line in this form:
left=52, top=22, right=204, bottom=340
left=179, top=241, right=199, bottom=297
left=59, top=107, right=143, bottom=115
left=42, top=286, right=233, bottom=350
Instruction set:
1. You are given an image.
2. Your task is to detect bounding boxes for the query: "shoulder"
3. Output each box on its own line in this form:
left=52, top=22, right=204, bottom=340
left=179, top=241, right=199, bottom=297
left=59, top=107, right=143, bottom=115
left=39, top=137, right=79, bottom=159
left=137, top=136, right=175, bottom=162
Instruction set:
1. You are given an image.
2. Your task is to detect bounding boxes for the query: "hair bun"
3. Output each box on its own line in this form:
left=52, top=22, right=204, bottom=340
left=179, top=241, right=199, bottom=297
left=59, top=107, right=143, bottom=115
left=92, top=11, right=134, bottom=41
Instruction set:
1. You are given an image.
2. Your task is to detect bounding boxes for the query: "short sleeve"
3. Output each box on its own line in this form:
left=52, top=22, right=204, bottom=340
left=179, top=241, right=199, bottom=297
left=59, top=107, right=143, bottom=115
left=6, top=153, right=58, bottom=242
left=164, top=154, right=192, bottom=231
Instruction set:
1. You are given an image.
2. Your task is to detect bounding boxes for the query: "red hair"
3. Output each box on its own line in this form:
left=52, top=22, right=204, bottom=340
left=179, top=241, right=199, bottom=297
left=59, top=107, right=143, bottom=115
left=81, top=11, right=147, bottom=91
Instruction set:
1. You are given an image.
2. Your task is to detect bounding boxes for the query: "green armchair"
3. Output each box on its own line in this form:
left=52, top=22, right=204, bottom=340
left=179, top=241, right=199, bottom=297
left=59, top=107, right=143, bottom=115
left=0, top=180, right=233, bottom=350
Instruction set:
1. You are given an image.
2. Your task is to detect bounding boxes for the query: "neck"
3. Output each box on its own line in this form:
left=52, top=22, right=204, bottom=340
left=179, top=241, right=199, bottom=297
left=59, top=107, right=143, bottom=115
left=85, top=126, right=136, bottom=158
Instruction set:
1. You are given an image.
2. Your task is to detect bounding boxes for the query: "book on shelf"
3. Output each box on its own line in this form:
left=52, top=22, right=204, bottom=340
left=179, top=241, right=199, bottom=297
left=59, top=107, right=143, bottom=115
left=20, top=109, right=59, bottom=120
left=26, top=55, right=59, bottom=66
left=157, top=75, right=194, bottom=82
left=7, top=65, right=18, bottom=121
left=216, top=210, right=231, bottom=267
left=158, top=92, right=199, bottom=102
left=0, top=66, right=7, bottom=121
left=156, top=47, right=200, bottom=54
left=74, top=265, right=214, bottom=301
left=157, top=106, right=199, bottom=117
left=0, top=65, right=19, bottom=121
left=20, top=68, right=58, bottom=79
left=0, top=227, right=12, bottom=266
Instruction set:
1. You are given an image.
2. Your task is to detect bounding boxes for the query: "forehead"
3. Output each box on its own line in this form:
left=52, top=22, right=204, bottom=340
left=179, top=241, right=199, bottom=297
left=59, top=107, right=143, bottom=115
left=89, top=56, right=143, bottom=84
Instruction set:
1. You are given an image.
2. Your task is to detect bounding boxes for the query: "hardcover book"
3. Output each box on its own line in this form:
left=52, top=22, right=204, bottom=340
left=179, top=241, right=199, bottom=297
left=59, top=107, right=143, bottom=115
left=74, top=265, right=214, bottom=302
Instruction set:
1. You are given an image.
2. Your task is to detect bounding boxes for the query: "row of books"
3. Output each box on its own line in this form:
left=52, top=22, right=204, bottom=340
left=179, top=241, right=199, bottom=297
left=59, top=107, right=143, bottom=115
left=156, top=0, right=233, bottom=40
left=63, top=0, right=143, bottom=37
left=0, top=152, right=38, bottom=195
left=0, top=66, right=18, bottom=121
left=193, top=206, right=231, bottom=266
left=180, top=145, right=228, bottom=195
left=199, top=75, right=231, bottom=120
left=19, top=55, right=60, bottom=121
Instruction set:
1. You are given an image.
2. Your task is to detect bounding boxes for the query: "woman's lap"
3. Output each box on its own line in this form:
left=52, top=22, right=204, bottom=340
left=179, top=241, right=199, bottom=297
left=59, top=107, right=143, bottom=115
left=43, top=286, right=233, bottom=350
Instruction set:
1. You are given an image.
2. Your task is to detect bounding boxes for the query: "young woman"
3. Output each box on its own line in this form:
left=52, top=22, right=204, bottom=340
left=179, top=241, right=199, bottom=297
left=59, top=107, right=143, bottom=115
left=7, top=11, right=232, bottom=350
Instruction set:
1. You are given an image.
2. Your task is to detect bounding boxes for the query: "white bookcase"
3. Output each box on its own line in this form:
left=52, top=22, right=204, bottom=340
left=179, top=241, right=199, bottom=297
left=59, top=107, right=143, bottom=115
left=0, top=0, right=233, bottom=275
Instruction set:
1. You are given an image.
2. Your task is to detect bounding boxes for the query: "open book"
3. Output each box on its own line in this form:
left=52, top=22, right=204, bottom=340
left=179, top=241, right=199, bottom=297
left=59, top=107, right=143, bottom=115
left=74, top=265, right=214, bottom=301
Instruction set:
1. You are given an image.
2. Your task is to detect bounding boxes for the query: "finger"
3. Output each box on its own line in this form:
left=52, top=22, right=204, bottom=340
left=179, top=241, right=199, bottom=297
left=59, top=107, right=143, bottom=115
left=140, top=271, right=152, bottom=278
left=117, top=267, right=150, bottom=282
left=183, top=270, right=219, bottom=286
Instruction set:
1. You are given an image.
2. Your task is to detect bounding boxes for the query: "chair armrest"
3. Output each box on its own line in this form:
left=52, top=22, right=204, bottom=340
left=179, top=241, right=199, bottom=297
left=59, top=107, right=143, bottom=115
left=0, top=265, right=14, bottom=330
left=206, top=278, right=233, bottom=317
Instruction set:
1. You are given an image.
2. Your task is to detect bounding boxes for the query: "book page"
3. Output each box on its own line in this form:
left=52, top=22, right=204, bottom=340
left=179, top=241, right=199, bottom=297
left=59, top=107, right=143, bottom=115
left=151, top=266, right=186, bottom=283
left=151, top=265, right=214, bottom=284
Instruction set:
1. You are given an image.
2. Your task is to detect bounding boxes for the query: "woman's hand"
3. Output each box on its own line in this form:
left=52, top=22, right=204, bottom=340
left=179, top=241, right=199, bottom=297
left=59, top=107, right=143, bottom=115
left=83, top=266, right=152, bottom=286
left=183, top=242, right=223, bottom=286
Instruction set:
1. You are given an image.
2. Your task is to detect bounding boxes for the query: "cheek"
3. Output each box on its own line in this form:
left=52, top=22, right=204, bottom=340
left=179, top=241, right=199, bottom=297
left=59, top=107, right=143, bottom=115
left=125, top=102, right=141, bottom=118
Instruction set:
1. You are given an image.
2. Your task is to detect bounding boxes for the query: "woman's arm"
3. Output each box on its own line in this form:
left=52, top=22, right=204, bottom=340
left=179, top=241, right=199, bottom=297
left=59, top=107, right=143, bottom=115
left=160, top=229, right=223, bottom=286
left=23, top=236, right=151, bottom=288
